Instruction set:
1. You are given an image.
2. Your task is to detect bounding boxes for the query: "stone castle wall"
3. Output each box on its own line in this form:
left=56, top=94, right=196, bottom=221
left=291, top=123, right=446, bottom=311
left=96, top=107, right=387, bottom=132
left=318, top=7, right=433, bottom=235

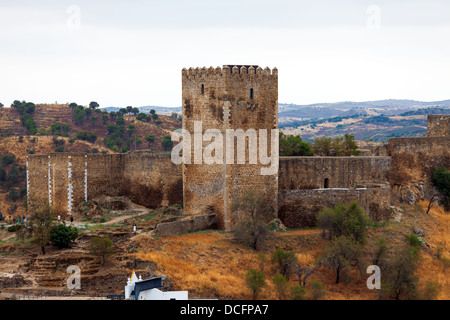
left=278, top=186, right=391, bottom=228
left=27, top=152, right=182, bottom=215
left=182, top=65, right=278, bottom=230
left=279, top=156, right=391, bottom=190
left=388, top=136, right=450, bottom=203
left=427, top=115, right=450, bottom=137
left=277, top=156, right=392, bottom=228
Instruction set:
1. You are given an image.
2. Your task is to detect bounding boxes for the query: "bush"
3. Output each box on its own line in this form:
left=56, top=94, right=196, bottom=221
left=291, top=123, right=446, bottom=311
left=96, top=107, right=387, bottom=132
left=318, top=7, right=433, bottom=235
left=272, top=274, right=289, bottom=300
left=245, top=269, right=266, bottom=300
left=290, top=285, right=306, bottom=300
left=271, top=248, right=297, bottom=278
left=405, top=233, right=423, bottom=247
left=317, top=201, right=370, bottom=244
left=432, top=167, right=450, bottom=209
left=50, top=224, right=79, bottom=249
left=308, top=280, right=326, bottom=300
left=8, top=224, right=22, bottom=232
left=89, top=236, right=114, bottom=266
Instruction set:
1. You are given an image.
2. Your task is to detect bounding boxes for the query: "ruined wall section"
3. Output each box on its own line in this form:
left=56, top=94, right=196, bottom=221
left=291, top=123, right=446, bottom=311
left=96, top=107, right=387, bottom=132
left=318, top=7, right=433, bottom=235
left=427, top=115, right=450, bottom=137
left=279, top=186, right=391, bottom=228
left=182, top=66, right=278, bottom=230
left=388, top=137, right=450, bottom=203
left=277, top=156, right=392, bottom=228
left=123, top=152, right=182, bottom=208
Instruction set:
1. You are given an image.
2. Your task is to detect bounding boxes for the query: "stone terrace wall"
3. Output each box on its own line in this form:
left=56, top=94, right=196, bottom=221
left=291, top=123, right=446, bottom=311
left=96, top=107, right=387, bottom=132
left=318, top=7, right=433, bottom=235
left=123, top=152, right=182, bottom=208
left=279, top=156, right=391, bottom=190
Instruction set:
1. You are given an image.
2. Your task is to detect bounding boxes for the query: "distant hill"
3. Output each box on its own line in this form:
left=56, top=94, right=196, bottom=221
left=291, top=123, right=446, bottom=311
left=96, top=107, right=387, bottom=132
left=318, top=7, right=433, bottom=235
left=101, top=106, right=182, bottom=116
left=279, top=99, right=450, bottom=122
left=0, top=104, right=182, bottom=158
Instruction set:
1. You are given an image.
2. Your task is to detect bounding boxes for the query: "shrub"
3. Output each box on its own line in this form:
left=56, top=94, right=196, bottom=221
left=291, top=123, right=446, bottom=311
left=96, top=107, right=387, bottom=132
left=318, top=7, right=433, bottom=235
left=308, top=280, right=326, bottom=300
left=271, top=248, right=297, bottom=278
left=7, top=224, right=22, bottom=232
left=317, top=201, right=370, bottom=244
left=290, top=285, right=306, bottom=300
left=245, top=269, right=266, bottom=300
left=432, top=167, right=450, bottom=210
left=272, top=274, right=289, bottom=300
left=89, top=236, right=114, bottom=266
left=405, top=233, right=423, bottom=247
left=50, top=224, right=79, bottom=249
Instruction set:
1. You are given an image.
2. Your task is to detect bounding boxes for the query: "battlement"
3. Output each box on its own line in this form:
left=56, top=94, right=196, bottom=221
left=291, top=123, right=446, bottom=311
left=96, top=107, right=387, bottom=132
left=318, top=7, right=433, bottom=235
left=182, top=65, right=278, bottom=81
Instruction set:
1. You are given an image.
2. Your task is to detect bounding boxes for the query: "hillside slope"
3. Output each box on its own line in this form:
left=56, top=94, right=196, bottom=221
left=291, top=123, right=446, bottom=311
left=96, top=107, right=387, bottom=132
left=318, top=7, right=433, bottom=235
left=0, top=104, right=182, bottom=153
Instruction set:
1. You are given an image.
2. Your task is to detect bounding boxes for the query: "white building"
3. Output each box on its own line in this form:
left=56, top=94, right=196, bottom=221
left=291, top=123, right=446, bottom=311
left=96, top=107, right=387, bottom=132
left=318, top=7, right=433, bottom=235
left=124, top=272, right=188, bottom=300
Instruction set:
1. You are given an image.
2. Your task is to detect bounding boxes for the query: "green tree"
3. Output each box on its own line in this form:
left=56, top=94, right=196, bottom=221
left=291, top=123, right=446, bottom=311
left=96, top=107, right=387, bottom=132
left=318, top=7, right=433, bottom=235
left=89, top=101, right=99, bottom=109
left=30, top=206, right=55, bottom=255
left=271, top=248, right=297, bottom=278
left=317, top=201, right=370, bottom=244
left=50, top=224, right=79, bottom=248
left=161, top=136, right=173, bottom=151
left=145, top=135, right=155, bottom=145
left=245, top=269, right=266, bottom=300
left=279, top=132, right=313, bottom=156
left=90, top=115, right=98, bottom=127
left=89, top=236, right=114, bottom=266
left=73, top=105, right=86, bottom=125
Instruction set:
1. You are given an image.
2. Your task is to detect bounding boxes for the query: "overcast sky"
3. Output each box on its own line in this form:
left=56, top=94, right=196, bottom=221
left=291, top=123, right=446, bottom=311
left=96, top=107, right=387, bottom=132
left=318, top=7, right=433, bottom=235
left=1, top=0, right=449, bottom=108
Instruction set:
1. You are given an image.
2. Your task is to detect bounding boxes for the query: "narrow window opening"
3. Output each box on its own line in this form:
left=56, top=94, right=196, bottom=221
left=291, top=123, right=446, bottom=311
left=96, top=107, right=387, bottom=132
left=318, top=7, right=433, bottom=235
left=250, top=88, right=254, bottom=100
left=201, top=84, right=205, bottom=95
left=324, top=178, right=329, bottom=189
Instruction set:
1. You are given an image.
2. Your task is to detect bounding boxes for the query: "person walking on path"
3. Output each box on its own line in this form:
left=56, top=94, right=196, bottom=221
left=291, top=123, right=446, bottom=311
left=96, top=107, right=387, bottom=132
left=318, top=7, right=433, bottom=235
left=70, top=215, right=74, bottom=226
left=133, top=222, right=137, bottom=233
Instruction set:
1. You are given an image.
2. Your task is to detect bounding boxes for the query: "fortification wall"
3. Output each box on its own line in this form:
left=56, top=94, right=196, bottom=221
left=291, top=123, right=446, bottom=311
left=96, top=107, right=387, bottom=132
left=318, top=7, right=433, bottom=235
left=388, top=136, right=450, bottom=203
left=279, top=156, right=391, bottom=190
left=427, top=115, right=450, bottom=137
left=27, top=151, right=182, bottom=215
left=278, top=186, right=391, bottom=228
left=182, top=65, right=278, bottom=230
left=123, top=152, right=182, bottom=208
left=27, top=153, right=124, bottom=214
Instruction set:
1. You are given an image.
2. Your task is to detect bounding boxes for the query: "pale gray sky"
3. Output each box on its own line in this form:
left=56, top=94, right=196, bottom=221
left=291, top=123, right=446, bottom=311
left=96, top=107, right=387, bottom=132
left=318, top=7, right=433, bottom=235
left=1, top=0, right=449, bottom=108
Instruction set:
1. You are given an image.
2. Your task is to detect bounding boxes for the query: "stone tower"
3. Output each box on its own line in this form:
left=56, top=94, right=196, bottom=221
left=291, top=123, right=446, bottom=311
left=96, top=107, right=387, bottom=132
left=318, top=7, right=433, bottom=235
left=181, top=65, right=279, bottom=230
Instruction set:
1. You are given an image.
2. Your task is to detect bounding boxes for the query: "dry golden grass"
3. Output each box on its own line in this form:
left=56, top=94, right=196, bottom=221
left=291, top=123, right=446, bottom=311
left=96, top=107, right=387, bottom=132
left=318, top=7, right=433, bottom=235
left=132, top=201, right=450, bottom=300
left=415, top=200, right=450, bottom=299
